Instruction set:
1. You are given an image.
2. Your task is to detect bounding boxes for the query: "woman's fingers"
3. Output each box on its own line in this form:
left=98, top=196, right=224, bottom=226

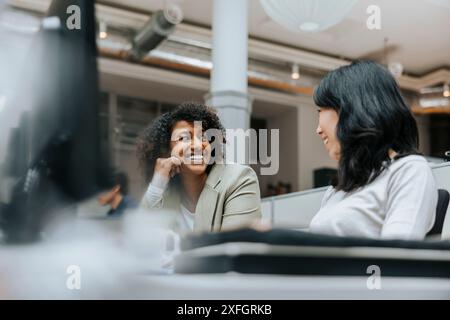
left=155, top=156, right=180, bottom=179
left=154, top=155, right=184, bottom=181
left=170, top=156, right=182, bottom=166
left=170, top=166, right=181, bottom=177
left=167, top=156, right=183, bottom=178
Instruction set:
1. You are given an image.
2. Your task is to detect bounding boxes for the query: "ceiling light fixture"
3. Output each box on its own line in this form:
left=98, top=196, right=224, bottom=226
left=259, top=0, right=357, bottom=33
left=291, top=63, right=300, bottom=80
left=444, top=83, right=450, bottom=98
left=99, top=20, right=107, bottom=39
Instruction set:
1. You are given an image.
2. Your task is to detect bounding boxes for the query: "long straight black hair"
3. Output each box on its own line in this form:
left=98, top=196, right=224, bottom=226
left=313, top=60, right=420, bottom=192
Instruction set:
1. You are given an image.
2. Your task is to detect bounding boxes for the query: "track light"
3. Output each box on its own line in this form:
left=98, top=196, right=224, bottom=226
left=444, top=83, right=450, bottom=98
left=291, top=63, right=300, bottom=80
left=99, top=20, right=107, bottom=39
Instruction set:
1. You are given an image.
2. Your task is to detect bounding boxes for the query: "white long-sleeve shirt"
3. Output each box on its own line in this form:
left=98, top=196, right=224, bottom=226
left=142, top=174, right=195, bottom=232
left=309, top=155, right=437, bottom=240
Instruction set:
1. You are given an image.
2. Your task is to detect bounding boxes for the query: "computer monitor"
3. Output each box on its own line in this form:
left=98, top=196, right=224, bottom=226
left=0, top=0, right=111, bottom=243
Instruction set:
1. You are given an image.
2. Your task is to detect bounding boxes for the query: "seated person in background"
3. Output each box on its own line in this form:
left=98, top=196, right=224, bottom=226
left=98, top=171, right=137, bottom=217
left=309, top=60, right=437, bottom=240
left=136, top=102, right=261, bottom=233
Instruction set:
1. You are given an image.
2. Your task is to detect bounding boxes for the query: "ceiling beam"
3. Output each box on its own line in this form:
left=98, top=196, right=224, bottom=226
left=98, top=57, right=307, bottom=107
left=8, top=0, right=450, bottom=92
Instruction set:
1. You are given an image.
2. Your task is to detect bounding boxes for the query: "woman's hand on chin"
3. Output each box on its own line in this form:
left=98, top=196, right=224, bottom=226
left=153, top=156, right=183, bottom=183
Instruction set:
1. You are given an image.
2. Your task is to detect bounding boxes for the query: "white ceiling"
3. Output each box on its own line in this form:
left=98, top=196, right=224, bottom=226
left=103, top=0, right=450, bottom=75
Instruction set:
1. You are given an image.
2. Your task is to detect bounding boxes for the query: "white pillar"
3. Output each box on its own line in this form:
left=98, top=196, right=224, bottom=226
left=205, top=0, right=251, bottom=130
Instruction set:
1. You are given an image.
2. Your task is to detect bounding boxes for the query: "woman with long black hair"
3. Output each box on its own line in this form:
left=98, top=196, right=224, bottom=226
left=309, top=60, right=437, bottom=240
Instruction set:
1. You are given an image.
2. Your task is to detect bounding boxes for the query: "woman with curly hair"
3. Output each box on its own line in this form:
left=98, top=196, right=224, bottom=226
left=136, top=102, right=261, bottom=232
left=309, top=60, right=437, bottom=240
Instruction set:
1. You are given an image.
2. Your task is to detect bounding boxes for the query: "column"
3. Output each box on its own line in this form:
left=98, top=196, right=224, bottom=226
left=204, top=0, right=251, bottom=130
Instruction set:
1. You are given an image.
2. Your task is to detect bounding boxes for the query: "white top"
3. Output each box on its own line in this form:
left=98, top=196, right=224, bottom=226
left=143, top=180, right=196, bottom=232
left=179, top=204, right=195, bottom=231
left=309, top=155, right=437, bottom=240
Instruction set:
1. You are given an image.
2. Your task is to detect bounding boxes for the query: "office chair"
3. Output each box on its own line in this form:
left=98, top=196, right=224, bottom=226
left=427, top=189, right=450, bottom=236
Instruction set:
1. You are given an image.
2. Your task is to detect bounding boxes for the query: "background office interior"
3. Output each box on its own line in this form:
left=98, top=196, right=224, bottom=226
left=2, top=0, right=450, bottom=201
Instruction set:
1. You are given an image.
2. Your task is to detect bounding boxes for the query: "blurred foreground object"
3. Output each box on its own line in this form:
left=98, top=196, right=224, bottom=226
left=0, top=0, right=111, bottom=243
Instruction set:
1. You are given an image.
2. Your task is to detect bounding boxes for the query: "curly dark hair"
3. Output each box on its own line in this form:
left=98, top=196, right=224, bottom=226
left=136, top=102, right=225, bottom=184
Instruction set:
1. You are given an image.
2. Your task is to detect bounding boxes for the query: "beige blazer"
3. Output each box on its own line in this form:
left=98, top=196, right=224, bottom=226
left=141, top=163, right=261, bottom=232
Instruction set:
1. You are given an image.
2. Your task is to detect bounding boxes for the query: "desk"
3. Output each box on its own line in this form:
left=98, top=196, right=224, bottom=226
left=3, top=257, right=450, bottom=299
left=1, top=219, right=450, bottom=299
left=125, top=273, right=450, bottom=300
